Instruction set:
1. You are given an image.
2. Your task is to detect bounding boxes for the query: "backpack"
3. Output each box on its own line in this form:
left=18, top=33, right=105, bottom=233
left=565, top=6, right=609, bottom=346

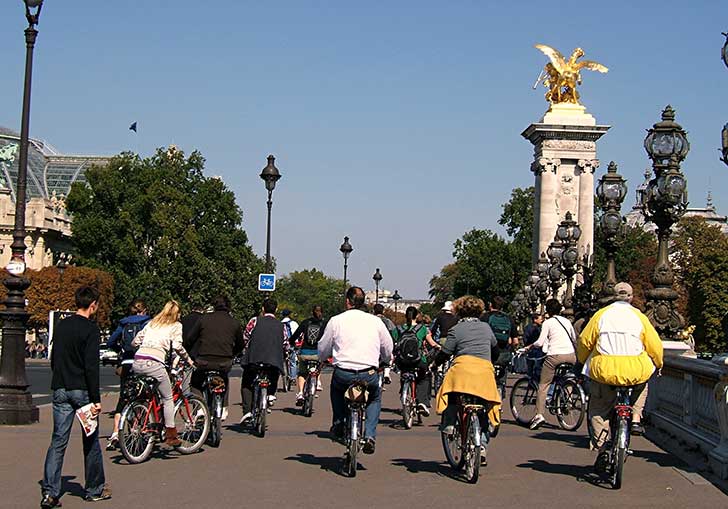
left=120, top=320, right=148, bottom=354
left=488, top=312, right=512, bottom=346
left=396, top=324, right=423, bottom=369
left=303, top=321, right=323, bottom=349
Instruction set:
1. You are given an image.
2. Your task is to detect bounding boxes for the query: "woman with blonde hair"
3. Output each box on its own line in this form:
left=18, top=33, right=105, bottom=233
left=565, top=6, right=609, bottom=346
left=132, top=300, right=194, bottom=447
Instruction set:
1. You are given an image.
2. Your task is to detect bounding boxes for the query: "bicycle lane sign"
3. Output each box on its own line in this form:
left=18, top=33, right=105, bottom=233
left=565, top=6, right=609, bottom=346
left=258, top=273, right=276, bottom=292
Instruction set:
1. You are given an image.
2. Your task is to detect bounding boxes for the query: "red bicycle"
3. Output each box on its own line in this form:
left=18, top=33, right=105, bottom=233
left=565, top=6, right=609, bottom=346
left=118, top=366, right=210, bottom=464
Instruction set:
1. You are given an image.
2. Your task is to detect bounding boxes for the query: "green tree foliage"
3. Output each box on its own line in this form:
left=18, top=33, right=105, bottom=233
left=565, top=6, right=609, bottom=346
left=673, top=217, right=728, bottom=352
left=66, top=148, right=265, bottom=321
left=428, top=263, right=459, bottom=305
left=274, top=268, right=344, bottom=321
left=499, top=186, right=534, bottom=245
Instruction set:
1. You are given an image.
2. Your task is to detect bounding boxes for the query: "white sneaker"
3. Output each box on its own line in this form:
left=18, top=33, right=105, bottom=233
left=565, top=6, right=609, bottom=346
left=316, top=380, right=323, bottom=391
left=221, top=407, right=228, bottom=422
left=267, top=395, right=277, bottom=404
left=239, top=412, right=253, bottom=424
left=529, top=414, right=546, bottom=430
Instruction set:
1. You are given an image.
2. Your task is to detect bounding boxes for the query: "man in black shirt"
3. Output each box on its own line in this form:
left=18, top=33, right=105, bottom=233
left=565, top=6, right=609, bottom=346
left=41, top=286, right=110, bottom=508
left=430, top=301, right=458, bottom=344
left=290, top=305, right=326, bottom=405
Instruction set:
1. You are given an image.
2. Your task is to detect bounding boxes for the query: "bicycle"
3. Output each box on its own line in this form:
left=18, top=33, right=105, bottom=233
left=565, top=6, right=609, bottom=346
left=118, top=366, right=210, bottom=464
left=441, top=392, right=490, bottom=484
left=200, top=370, right=226, bottom=447
left=280, top=348, right=292, bottom=393
left=510, top=359, right=586, bottom=431
left=490, top=363, right=507, bottom=438
left=250, top=363, right=276, bottom=438
left=400, top=369, right=422, bottom=429
left=301, top=360, right=321, bottom=418
left=341, top=381, right=368, bottom=478
left=597, top=385, right=640, bottom=489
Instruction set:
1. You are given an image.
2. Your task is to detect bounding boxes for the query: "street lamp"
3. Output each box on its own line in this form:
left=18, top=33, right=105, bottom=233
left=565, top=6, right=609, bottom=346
left=555, top=212, right=581, bottom=318
left=535, top=252, right=551, bottom=311
left=259, top=154, right=281, bottom=271
left=372, top=268, right=382, bottom=304
left=0, top=0, right=44, bottom=425
left=721, top=32, right=728, bottom=166
left=339, top=236, right=353, bottom=292
left=596, top=161, right=628, bottom=302
left=391, top=289, right=402, bottom=315
left=56, top=253, right=68, bottom=309
left=643, top=106, right=689, bottom=339
left=546, top=240, right=564, bottom=299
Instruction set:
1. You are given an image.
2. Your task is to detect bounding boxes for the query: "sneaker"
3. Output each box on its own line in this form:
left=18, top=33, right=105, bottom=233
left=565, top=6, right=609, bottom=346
left=383, top=375, right=392, bottom=385
left=316, top=380, right=323, bottom=391
left=267, top=395, right=277, bottom=405
left=594, top=450, right=610, bottom=474
left=362, top=437, right=376, bottom=454
left=416, top=403, right=430, bottom=417
left=480, top=446, right=488, bottom=466
left=529, top=414, right=546, bottom=430
left=239, top=412, right=253, bottom=425
left=40, top=494, right=62, bottom=508
left=105, top=433, right=118, bottom=451
left=221, top=407, right=228, bottom=422
left=631, top=422, right=645, bottom=436
left=440, top=425, right=455, bottom=436
left=295, top=393, right=304, bottom=406
left=83, top=488, right=112, bottom=502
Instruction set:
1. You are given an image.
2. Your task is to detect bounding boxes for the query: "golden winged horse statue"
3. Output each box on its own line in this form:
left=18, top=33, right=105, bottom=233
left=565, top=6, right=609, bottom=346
left=534, top=44, right=608, bottom=105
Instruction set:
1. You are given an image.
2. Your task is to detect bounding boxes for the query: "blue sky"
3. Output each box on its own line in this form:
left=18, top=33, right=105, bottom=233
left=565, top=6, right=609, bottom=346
left=1, top=1, right=727, bottom=299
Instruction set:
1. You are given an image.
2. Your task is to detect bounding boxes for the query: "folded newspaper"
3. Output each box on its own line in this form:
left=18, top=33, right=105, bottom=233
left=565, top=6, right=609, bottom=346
left=75, top=403, right=98, bottom=437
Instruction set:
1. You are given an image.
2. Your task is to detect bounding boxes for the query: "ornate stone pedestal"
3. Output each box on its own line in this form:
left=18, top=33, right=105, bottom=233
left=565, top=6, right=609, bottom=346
left=522, top=103, right=610, bottom=265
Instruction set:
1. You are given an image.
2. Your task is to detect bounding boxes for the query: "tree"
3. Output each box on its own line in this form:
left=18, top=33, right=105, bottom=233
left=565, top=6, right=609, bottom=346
left=0, top=266, right=114, bottom=329
left=66, top=148, right=265, bottom=322
left=428, top=263, right=459, bottom=305
left=672, top=217, right=728, bottom=352
left=499, top=186, right=534, bottom=245
left=274, top=268, right=345, bottom=321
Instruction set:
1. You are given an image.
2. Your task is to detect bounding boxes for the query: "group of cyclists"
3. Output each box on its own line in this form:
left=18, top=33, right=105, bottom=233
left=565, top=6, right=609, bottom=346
left=103, top=280, right=663, bottom=480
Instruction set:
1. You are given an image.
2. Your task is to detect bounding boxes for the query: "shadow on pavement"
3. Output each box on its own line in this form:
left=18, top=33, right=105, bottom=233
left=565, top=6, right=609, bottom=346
left=531, top=430, right=591, bottom=449
left=631, top=447, right=683, bottom=468
left=285, top=453, right=365, bottom=477
left=36, top=475, right=85, bottom=500
left=516, top=459, right=609, bottom=488
left=304, top=430, right=333, bottom=440
left=391, top=458, right=451, bottom=476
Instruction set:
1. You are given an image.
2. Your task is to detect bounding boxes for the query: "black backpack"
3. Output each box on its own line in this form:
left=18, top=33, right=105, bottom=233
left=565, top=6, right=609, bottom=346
left=396, top=324, right=423, bottom=369
left=303, top=321, right=323, bottom=349
left=120, top=320, right=148, bottom=354
left=488, top=312, right=512, bottom=346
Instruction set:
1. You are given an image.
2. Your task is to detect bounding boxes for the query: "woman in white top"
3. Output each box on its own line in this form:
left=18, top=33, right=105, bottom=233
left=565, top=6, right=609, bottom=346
left=526, top=298, right=576, bottom=430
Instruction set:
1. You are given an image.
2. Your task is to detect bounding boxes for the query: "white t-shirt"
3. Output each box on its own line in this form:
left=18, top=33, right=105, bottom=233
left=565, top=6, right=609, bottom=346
left=318, top=309, right=394, bottom=370
left=533, top=316, right=576, bottom=356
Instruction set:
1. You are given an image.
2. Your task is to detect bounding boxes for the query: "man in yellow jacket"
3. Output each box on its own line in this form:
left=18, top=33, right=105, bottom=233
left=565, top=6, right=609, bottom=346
left=577, top=282, right=663, bottom=467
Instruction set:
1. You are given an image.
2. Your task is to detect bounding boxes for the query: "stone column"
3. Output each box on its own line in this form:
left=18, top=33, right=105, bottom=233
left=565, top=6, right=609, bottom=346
left=577, top=159, right=599, bottom=257
left=531, top=157, right=560, bottom=263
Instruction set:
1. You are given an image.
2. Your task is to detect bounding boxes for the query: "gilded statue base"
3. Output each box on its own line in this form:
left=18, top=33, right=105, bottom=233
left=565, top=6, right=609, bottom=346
left=541, top=103, right=596, bottom=126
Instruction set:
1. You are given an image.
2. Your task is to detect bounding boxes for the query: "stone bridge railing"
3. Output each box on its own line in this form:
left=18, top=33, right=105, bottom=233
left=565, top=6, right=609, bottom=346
left=647, top=354, right=728, bottom=479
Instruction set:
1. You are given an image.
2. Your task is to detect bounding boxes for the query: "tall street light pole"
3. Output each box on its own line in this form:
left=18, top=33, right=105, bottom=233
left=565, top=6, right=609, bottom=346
left=372, top=268, right=382, bottom=304
left=596, top=161, right=628, bottom=304
left=259, top=155, right=281, bottom=272
left=339, top=236, right=353, bottom=302
left=0, top=0, right=44, bottom=425
left=392, top=290, right=402, bottom=315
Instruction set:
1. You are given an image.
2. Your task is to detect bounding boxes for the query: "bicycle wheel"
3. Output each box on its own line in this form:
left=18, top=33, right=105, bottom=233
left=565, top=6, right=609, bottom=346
left=344, top=408, right=359, bottom=477
left=510, top=377, right=537, bottom=426
left=463, top=412, right=481, bottom=484
left=174, top=395, right=210, bottom=454
left=402, top=385, right=414, bottom=429
left=555, top=379, right=586, bottom=431
left=441, top=411, right=464, bottom=471
left=119, top=400, right=155, bottom=464
left=256, top=386, right=267, bottom=438
left=208, top=394, right=223, bottom=447
left=303, top=376, right=314, bottom=417
left=611, top=418, right=628, bottom=489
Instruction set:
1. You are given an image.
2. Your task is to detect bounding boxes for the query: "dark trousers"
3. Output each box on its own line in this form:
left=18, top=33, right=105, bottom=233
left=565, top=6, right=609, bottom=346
left=241, top=366, right=279, bottom=414
left=400, top=367, right=432, bottom=407
left=42, top=389, right=106, bottom=499
left=191, top=368, right=231, bottom=407
left=114, top=363, right=133, bottom=415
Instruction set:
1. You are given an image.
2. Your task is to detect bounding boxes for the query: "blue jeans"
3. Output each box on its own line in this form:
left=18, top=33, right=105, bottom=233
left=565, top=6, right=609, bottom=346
left=42, top=389, right=106, bottom=499
left=330, top=368, right=381, bottom=440
left=288, top=349, right=298, bottom=380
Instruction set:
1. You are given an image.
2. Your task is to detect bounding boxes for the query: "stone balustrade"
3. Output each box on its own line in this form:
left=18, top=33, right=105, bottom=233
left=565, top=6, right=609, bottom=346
left=647, top=354, right=728, bottom=479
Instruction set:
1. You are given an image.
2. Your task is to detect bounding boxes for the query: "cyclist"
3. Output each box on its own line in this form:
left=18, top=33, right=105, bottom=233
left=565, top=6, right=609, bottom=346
left=577, top=282, right=663, bottom=471
left=281, top=309, right=299, bottom=387
left=393, top=306, right=441, bottom=416
left=430, top=301, right=458, bottom=344
left=480, top=296, right=518, bottom=390
left=432, top=295, right=501, bottom=464
left=240, top=298, right=285, bottom=424
left=186, top=295, right=245, bottom=422
left=290, top=305, right=326, bottom=406
left=373, top=303, right=396, bottom=385
left=318, top=287, right=393, bottom=454
left=131, top=300, right=195, bottom=448
left=522, top=312, right=544, bottom=381
left=524, top=298, right=576, bottom=430
left=105, top=298, right=150, bottom=450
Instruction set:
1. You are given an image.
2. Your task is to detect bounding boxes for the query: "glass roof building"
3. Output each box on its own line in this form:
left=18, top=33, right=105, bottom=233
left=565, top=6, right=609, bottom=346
left=0, top=126, right=110, bottom=202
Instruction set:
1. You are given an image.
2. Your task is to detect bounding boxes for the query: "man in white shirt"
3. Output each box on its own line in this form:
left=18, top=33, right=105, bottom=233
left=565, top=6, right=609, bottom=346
left=281, top=309, right=299, bottom=384
left=318, top=287, right=393, bottom=454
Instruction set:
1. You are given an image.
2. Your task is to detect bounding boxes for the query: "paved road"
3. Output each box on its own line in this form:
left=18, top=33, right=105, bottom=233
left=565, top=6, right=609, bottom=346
left=2, top=373, right=726, bottom=508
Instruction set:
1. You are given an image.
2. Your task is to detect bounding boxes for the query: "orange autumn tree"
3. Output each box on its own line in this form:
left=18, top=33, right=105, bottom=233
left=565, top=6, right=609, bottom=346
left=0, top=266, right=114, bottom=329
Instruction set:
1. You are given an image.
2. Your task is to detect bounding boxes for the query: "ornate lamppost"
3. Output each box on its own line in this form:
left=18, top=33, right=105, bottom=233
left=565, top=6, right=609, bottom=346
left=547, top=240, right=564, bottom=299
left=535, top=252, right=551, bottom=311
left=259, top=155, right=281, bottom=271
left=721, top=33, right=728, bottom=166
left=392, top=290, right=402, bottom=315
left=55, top=252, right=69, bottom=310
left=339, top=236, right=353, bottom=293
left=526, top=271, right=541, bottom=312
left=643, top=106, right=690, bottom=339
left=372, top=268, right=382, bottom=304
left=555, top=212, right=581, bottom=319
left=596, top=161, right=628, bottom=302
left=0, top=0, right=45, bottom=425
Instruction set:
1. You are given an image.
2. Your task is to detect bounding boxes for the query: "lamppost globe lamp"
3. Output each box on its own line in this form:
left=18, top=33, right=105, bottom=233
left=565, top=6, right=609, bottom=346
left=596, top=161, right=627, bottom=302
left=372, top=268, right=382, bottom=304
left=259, top=154, right=281, bottom=192
left=392, top=289, right=402, bottom=314
left=339, top=236, right=353, bottom=297
left=723, top=31, right=728, bottom=69
left=643, top=105, right=690, bottom=169
left=536, top=252, right=550, bottom=276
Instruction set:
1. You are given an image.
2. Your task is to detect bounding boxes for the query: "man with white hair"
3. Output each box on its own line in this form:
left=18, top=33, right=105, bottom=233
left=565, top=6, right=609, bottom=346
left=430, top=301, right=458, bottom=345
left=577, top=282, right=663, bottom=471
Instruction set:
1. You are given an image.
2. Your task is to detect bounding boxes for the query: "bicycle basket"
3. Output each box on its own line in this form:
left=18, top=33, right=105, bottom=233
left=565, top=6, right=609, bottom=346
left=206, top=374, right=226, bottom=393
left=344, top=384, right=368, bottom=404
